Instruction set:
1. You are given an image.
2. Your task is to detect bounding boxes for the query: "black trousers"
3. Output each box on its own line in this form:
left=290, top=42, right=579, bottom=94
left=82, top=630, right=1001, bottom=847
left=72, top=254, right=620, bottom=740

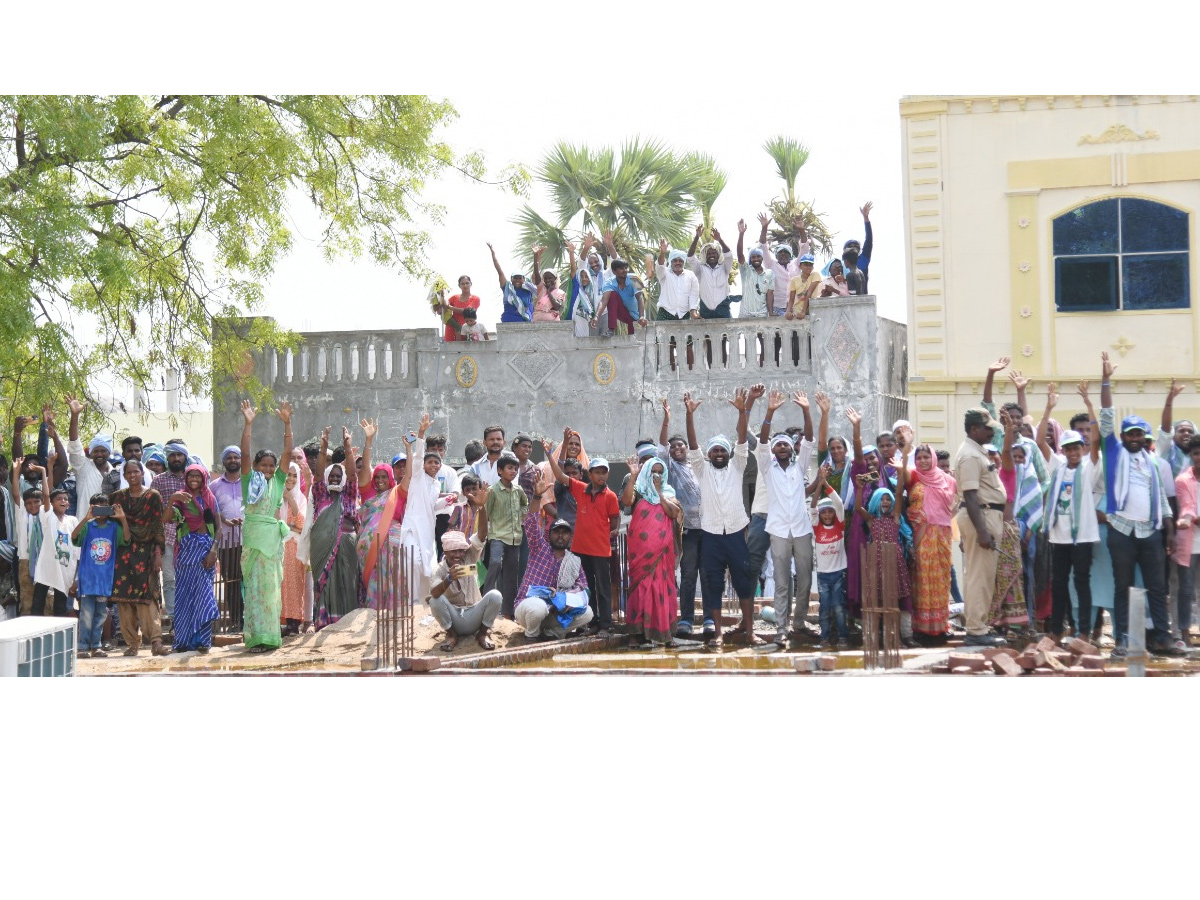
left=31, top=583, right=68, bottom=617
left=482, top=540, right=522, bottom=618
left=579, top=552, right=613, bottom=629
left=1050, top=542, right=1093, bottom=636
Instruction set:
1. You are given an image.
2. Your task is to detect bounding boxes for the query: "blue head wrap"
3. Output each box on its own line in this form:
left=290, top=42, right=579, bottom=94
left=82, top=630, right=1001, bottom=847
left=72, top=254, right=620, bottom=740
left=164, top=441, right=188, bottom=457
left=867, top=487, right=895, bottom=517
left=636, top=442, right=658, bottom=461
left=748, top=247, right=764, bottom=260
left=221, top=445, right=241, bottom=462
left=667, top=249, right=687, bottom=265
left=144, top=449, right=166, bottom=467
left=861, top=444, right=878, bottom=459
left=634, top=457, right=673, bottom=506
left=88, top=434, right=114, bottom=454
left=773, top=244, right=793, bottom=259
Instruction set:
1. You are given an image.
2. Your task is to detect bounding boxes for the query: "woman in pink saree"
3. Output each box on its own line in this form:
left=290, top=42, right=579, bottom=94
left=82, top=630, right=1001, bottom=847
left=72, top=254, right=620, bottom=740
left=620, top=455, right=683, bottom=648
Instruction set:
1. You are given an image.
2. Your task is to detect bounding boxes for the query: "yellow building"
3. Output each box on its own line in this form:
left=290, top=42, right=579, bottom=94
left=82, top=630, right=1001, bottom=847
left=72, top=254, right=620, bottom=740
left=900, top=95, right=1200, bottom=448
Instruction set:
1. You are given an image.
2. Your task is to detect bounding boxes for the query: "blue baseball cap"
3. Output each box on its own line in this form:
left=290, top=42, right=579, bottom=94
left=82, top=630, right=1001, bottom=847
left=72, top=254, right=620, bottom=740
left=798, top=253, right=815, bottom=265
left=1121, top=415, right=1151, bottom=434
left=391, top=453, right=407, bottom=465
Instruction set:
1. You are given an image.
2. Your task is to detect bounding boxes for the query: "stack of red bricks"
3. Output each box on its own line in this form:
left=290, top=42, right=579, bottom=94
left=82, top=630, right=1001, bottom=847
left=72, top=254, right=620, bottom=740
left=932, top=637, right=1117, bottom=676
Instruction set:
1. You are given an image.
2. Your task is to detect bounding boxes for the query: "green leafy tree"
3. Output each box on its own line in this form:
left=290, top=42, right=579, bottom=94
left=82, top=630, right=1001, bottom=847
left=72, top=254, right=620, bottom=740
left=761, top=135, right=834, bottom=257
left=0, top=94, right=525, bottom=438
left=511, top=140, right=726, bottom=310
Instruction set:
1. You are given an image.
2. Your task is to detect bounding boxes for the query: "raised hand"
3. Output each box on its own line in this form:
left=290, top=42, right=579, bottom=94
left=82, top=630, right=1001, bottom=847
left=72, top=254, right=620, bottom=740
left=419, top=413, right=432, bottom=435
left=845, top=407, right=862, bottom=427
left=626, top=455, right=641, bottom=477
left=988, top=357, right=1011, bottom=374
left=565, top=239, right=576, bottom=255
left=660, top=238, right=669, bottom=255
left=41, top=403, right=55, bottom=426
left=1076, top=380, right=1091, bottom=402
left=111, top=504, right=126, bottom=522
left=814, top=390, right=831, bottom=413
left=860, top=201, right=874, bottom=221
left=321, top=425, right=332, bottom=444
left=695, top=224, right=704, bottom=238
left=534, top=467, right=554, bottom=496
left=1168, top=377, right=1186, bottom=401
left=341, top=426, right=352, bottom=446
left=767, top=389, right=787, bottom=413
left=711, top=227, right=722, bottom=243
left=14, top=414, right=37, bottom=431
left=278, top=401, right=292, bottom=425
left=737, top=218, right=747, bottom=235
left=747, top=383, right=766, bottom=403
left=581, top=233, right=595, bottom=252
left=360, top=417, right=378, bottom=440
left=240, top=400, right=256, bottom=424
left=541, top=438, right=554, bottom=456
left=792, top=390, right=810, bottom=410
left=65, top=392, right=87, bottom=417
left=683, top=392, right=702, bottom=414
left=1008, top=370, right=1030, bottom=391
left=602, top=229, right=615, bottom=247
left=729, top=387, right=749, bottom=411
left=1101, top=351, right=1116, bottom=379
left=1046, top=383, right=1059, bottom=411
left=757, top=212, right=770, bottom=229
left=660, top=397, right=670, bottom=416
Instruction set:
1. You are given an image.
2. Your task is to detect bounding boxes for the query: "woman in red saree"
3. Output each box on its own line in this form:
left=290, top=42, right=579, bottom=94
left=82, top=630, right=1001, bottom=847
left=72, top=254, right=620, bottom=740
left=620, top=455, right=682, bottom=648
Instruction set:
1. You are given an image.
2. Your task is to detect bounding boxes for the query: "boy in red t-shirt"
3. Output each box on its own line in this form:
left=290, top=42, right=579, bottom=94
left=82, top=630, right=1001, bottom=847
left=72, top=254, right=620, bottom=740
left=812, top=464, right=849, bottom=649
left=545, top=442, right=619, bottom=634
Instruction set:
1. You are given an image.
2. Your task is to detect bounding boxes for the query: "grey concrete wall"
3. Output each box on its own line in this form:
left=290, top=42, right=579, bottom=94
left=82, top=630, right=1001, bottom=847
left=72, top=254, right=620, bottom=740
left=213, top=295, right=905, bottom=469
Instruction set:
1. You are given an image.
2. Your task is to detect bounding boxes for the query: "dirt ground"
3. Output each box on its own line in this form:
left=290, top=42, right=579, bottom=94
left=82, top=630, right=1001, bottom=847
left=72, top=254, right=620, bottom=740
left=75, top=605, right=531, bottom=675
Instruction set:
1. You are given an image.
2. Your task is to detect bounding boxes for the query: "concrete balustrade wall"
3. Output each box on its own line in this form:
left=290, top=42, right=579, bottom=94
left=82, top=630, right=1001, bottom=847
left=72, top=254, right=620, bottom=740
left=214, top=295, right=907, bottom=467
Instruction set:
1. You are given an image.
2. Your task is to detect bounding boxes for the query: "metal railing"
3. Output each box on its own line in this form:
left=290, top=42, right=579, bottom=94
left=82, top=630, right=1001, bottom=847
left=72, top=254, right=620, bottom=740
left=213, top=525, right=243, bottom=634
left=375, top=542, right=416, bottom=672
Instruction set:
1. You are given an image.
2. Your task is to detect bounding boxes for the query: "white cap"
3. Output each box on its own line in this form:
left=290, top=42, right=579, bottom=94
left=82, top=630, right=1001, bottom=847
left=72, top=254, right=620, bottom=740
left=1060, top=429, right=1085, bottom=447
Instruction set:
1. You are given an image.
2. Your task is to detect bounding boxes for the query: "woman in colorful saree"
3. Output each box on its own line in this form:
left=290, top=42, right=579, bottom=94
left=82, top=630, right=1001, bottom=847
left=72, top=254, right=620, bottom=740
left=165, top=463, right=221, bottom=652
left=310, top=424, right=361, bottom=628
left=905, top=445, right=957, bottom=643
left=620, top=454, right=682, bottom=649
left=238, top=400, right=293, bottom=652
left=357, top=458, right=409, bottom=609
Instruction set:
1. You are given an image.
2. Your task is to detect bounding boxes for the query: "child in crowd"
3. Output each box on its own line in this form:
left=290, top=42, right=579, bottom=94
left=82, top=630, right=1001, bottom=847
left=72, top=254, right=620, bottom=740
left=812, top=463, right=850, bottom=649
left=480, top=450, right=527, bottom=617
left=460, top=308, right=489, bottom=341
left=857, top=455, right=914, bottom=645
left=71, top=493, right=129, bottom=656
left=32, top=452, right=80, bottom=617
left=10, top=458, right=45, bottom=616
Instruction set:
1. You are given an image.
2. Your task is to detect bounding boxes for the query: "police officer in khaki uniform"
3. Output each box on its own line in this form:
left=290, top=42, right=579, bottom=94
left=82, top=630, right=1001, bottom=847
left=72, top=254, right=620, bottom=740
left=954, top=407, right=1008, bottom=647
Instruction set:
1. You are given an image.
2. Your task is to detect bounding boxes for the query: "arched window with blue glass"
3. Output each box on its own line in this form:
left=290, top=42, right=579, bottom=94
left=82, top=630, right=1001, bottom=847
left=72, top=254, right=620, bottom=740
left=1052, top=198, right=1190, bottom=311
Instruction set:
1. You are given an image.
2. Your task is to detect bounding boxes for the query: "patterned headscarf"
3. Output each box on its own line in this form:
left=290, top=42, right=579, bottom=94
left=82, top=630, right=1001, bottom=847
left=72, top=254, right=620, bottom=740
left=634, top=458, right=674, bottom=506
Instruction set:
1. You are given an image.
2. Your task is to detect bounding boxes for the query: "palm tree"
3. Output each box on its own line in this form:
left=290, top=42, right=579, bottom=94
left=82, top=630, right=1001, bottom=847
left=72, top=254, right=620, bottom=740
left=512, top=140, right=726, bottom=287
left=761, top=135, right=834, bottom=257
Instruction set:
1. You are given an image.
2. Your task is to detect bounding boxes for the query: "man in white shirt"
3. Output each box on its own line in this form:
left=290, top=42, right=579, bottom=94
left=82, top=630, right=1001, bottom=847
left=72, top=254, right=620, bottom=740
left=470, top=425, right=507, bottom=486
left=757, top=212, right=810, bottom=314
left=756, top=389, right=816, bottom=647
left=654, top=241, right=700, bottom=321
left=684, top=383, right=765, bottom=648
left=65, top=393, right=113, bottom=510
left=687, top=225, right=735, bottom=319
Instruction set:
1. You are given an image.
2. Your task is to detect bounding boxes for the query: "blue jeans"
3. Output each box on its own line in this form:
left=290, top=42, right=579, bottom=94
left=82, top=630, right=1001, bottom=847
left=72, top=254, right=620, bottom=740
left=1174, top=554, right=1200, bottom=638
left=747, top=514, right=769, bottom=588
left=949, top=563, right=963, bottom=604
left=78, top=595, right=110, bottom=651
left=1107, top=526, right=1171, bottom=648
left=1019, top=528, right=1037, bottom=624
left=677, top=528, right=702, bottom=624
left=817, top=570, right=849, bottom=640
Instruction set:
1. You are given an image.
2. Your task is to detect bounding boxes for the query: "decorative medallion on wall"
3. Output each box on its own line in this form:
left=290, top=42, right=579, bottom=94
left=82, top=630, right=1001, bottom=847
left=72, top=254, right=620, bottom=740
left=507, top=337, right=563, bottom=390
left=593, top=352, right=616, bottom=385
left=1021, top=344, right=1034, bottom=358
left=1018, top=261, right=1032, bottom=273
left=1078, top=124, right=1160, bottom=145
left=1018, top=217, right=1030, bottom=228
left=455, top=355, right=478, bottom=389
left=1019, top=306, right=1033, bottom=318
left=825, top=314, right=863, bottom=382
left=1112, top=336, right=1136, bottom=357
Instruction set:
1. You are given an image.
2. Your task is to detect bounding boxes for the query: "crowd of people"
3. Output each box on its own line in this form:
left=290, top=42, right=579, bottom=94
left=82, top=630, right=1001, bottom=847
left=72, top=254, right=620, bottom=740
left=2, top=342, right=1193, bottom=663
left=431, top=206, right=874, bottom=339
